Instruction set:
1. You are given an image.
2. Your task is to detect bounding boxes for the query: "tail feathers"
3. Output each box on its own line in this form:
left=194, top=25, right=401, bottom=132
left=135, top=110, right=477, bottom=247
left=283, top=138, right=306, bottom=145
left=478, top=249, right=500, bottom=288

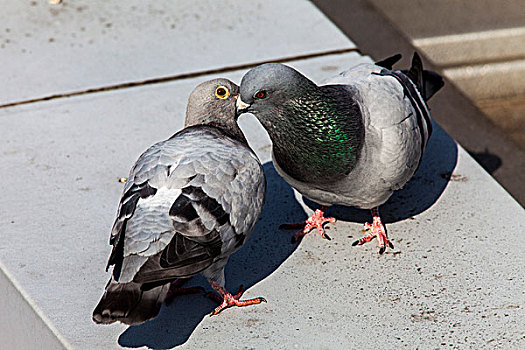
left=402, top=52, right=444, bottom=101
left=375, top=53, right=402, bottom=70
left=404, top=52, right=425, bottom=97
left=92, top=279, right=169, bottom=325
left=422, top=70, right=444, bottom=101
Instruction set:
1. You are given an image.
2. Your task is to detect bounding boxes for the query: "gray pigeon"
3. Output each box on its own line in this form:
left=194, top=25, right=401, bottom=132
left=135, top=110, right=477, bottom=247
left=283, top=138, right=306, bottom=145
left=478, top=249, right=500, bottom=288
left=237, top=53, right=443, bottom=254
left=93, top=78, right=266, bottom=325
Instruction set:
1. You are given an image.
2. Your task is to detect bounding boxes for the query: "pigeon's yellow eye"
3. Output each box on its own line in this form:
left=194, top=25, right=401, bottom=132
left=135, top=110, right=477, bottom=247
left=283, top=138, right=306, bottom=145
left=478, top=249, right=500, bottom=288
left=215, top=86, right=230, bottom=100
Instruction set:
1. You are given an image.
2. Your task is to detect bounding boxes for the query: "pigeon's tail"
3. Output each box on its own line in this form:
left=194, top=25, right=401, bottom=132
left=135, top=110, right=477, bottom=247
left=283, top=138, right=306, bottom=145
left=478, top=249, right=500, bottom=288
left=421, top=69, right=444, bottom=101
left=375, top=53, right=402, bottom=70
left=92, top=278, right=169, bottom=325
left=403, top=52, right=444, bottom=101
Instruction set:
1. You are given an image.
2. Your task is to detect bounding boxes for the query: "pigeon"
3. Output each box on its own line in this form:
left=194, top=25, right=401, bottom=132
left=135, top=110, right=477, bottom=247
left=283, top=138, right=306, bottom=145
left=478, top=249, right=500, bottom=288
left=237, top=53, right=443, bottom=254
left=92, top=78, right=267, bottom=325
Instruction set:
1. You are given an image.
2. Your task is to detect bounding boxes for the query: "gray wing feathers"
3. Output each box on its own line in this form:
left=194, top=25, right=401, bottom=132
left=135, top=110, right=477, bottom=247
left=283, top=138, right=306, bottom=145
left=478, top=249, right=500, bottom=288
left=315, top=63, right=431, bottom=208
left=326, top=63, right=431, bottom=127
left=111, top=129, right=264, bottom=283
left=356, top=64, right=429, bottom=192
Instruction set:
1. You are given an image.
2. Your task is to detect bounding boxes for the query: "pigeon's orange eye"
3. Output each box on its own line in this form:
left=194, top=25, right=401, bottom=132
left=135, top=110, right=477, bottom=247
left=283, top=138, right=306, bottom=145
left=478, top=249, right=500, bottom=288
left=215, top=86, right=230, bottom=99
left=255, top=91, right=267, bottom=99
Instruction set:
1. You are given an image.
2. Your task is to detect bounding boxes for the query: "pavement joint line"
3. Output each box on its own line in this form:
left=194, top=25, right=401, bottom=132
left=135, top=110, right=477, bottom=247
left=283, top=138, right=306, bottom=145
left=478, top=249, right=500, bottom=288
left=0, top=47, right=358, bottom=110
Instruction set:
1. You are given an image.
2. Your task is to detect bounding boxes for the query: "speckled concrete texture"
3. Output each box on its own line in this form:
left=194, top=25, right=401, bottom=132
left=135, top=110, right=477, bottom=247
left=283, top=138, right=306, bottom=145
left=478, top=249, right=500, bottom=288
left=1, top=1, right=523, bottom=349
left=0, top=0, right=352, bottom=105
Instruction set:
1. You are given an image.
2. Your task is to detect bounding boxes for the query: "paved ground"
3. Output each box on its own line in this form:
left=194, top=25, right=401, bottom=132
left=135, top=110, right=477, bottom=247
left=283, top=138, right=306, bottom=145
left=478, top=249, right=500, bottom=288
left=1, top=1, right=524, bottom=349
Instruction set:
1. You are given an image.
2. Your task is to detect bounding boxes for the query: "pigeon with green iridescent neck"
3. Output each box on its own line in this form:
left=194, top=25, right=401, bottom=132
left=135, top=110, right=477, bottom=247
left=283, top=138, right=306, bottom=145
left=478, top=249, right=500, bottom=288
left=237, top=53, right=443, bottom=254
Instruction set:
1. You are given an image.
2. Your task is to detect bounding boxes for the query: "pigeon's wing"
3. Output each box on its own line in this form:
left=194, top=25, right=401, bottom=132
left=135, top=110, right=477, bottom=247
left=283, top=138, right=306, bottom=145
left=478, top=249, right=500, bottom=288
left=327, top=62, right=431, bottom=155
left=106, top=126, right=265, bottom=285
left=321, top=61, right=434, bottom=206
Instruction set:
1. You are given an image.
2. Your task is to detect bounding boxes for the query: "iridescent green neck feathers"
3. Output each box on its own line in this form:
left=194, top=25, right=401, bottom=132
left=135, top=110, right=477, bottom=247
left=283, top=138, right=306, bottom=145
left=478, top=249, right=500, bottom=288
left=270, top=86, right=364, bottom=184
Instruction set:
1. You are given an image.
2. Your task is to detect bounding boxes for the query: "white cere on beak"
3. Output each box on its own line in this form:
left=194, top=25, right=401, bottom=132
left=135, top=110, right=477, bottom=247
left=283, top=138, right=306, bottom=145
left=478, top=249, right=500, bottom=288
left=236, top=95, right=250, bottom=112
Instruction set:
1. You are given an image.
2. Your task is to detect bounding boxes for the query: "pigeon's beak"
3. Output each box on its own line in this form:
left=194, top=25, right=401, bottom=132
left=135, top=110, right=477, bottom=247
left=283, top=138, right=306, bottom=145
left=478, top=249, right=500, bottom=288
left=235, top=95, right=250, bottom=114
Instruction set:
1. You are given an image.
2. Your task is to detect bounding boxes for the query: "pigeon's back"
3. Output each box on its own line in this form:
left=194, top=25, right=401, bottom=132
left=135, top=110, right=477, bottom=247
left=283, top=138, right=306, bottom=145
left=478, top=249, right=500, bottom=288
left=93, top=125, right=266, bottom=325
left=113, top=126, right=266, bottom=281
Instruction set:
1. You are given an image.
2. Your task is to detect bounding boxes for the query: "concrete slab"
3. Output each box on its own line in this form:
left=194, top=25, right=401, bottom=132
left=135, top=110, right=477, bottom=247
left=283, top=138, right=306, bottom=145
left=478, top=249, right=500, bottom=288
left=0, top=52, right=380, bottom=349
left=478, top=95, right=525, bottom=149
left=444, top=60, right=525, bottom=101
left=369, top=0, right=525, bottom=38
left=2, top=50, right=524, bottom=349
left=413, top=27, right=525, bottom=68
left=1, top=2, right=524, bottom=346
left=0, top=0, right=354, bottom=106
left=0, top=261, right=70, bottom=349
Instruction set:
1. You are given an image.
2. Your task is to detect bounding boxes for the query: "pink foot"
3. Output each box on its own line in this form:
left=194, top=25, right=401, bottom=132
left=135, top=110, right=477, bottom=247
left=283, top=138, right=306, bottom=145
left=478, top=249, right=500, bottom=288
left=352, top=207, right=394, bottom=254
left=280, top=206, right=336, bottom=243
left=208, top=283, right=266, bottom=316
left=165, top=278, right=204, bottom=305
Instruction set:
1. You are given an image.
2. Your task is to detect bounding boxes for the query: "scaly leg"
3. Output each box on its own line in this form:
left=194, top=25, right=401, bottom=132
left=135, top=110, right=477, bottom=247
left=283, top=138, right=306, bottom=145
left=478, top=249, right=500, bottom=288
left=208, top=282, right=266, bottom=316
left=164, top=278, right=205, bottom=305
left=280, top=206, right=336, bottom=243
left=352, top=207, right=394, bottom=254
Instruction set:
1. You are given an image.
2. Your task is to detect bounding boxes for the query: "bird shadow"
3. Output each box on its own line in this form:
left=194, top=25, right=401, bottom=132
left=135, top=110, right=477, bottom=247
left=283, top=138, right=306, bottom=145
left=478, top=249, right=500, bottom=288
left=303, top=122, right=459, bottom=224
left=116, top=124, right=457, bottom=348
left=117, top=162, right=305, bottom=349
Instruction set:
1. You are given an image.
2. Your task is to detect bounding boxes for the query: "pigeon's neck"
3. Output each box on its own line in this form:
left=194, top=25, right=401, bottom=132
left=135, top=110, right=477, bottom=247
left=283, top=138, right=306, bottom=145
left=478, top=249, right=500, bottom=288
left=185, top=102, right=248, bottom=145
left=269, top=87, right=364, bottom=184
left=206, top=121, right=248, bottom=145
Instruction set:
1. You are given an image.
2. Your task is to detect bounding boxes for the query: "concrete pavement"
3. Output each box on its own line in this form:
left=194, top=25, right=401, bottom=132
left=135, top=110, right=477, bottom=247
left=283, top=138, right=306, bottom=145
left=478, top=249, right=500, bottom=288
left=1, top=1, right=524, bottom=349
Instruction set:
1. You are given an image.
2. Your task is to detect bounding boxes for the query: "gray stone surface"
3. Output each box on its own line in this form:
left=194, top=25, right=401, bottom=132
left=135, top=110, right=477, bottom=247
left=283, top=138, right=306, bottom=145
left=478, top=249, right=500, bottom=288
left=365, top=0, right=525, bottom=153
left=0, top=0, right=352, bottom=106
left=412, top=27, right=525, bottom=68
left=369, top=0, right=525, bottom=38
left=1, top=1, right=524, bottom=349
left=2, top=51, right=524, bottom=349
left=0, top=262, right=70, bottom=349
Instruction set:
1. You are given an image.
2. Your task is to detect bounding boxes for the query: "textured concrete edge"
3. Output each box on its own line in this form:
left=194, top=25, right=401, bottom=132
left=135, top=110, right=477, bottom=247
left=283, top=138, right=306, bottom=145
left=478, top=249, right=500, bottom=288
left=413, top=27, right=525, bottom=67
left=0, top=260, right=72, bottom=349
left=443, top=60, right=525, bottom=100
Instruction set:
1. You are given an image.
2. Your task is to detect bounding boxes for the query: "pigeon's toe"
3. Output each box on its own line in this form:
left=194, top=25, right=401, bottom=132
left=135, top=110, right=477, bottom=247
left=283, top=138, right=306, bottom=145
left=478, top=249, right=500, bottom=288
left=282, top=207, right=336, bottom=243
left=352, top=208, right=393, bottom=254
left=208, top=284, right=266, bottom=316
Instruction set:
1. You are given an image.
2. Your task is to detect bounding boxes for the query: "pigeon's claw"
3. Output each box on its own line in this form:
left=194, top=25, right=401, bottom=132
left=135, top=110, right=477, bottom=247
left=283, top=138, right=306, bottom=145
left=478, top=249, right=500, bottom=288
left=208, top=283, right=266, bottom=316
left=280, top=206, right=336, bottom=243
left=352, top=207, right=393, bottom=254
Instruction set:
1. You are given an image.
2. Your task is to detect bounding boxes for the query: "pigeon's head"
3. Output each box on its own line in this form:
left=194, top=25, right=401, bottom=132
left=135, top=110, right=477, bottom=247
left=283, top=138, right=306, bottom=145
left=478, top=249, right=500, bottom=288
left=237, top=63, right=317, bottom=127
left=185, top=78, right=247, bottom=143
